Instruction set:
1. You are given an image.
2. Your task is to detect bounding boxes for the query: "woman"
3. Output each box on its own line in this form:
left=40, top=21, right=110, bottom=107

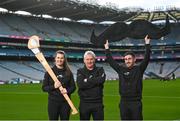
left=42, top=50, right=76, bottom=121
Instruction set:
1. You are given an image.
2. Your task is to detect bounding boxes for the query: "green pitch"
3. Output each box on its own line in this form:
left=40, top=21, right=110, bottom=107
left=0, top=79, right=180, bottom=120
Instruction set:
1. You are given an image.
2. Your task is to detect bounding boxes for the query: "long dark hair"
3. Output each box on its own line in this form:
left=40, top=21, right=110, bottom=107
left=54, top=50, right=72, bottom=77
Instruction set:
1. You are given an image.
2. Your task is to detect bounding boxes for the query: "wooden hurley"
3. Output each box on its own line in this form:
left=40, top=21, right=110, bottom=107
left=28, top=35, right=78, bottom=115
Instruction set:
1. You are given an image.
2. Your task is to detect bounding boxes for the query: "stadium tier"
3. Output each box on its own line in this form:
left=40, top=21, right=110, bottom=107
left=0, top=13, right=99, bottom=43
left=0, top=60, right=179, bottom=83
left=0, top=13, right=179, bottom=82
left=0, top=13, right=179, bottom=45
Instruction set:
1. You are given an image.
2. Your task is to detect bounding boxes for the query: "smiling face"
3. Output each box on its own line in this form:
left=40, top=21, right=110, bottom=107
left=55, top=53, right=65, bottom=69
left=84, top=54, right=95, bottom=70
left=124, top=54, right=136, bottom=69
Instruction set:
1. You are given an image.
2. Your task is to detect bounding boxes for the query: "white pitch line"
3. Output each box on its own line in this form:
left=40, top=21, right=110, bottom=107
left=1, top=92, right=180, bottom=99
left=144, top=95, right=180, bottom=99
left=104, top=94, right=180, bottom=99
left=0, top=92, right=43, bottom=95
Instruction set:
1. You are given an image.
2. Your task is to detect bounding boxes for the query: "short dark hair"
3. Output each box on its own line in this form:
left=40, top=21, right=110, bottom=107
left=124, top=51, right=135, bottom=58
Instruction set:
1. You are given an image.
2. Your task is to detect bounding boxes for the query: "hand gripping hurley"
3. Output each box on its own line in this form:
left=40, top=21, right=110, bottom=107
left=28, top=35, right=78, bottom=115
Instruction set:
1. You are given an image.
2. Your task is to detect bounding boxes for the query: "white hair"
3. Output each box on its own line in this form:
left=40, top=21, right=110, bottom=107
left=84, top=50, right=96, bottom=59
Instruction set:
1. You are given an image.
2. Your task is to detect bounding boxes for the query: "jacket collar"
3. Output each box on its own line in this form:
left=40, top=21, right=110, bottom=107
left=53, top=65, right=65, bottom=71
left=83, top=64, right=97, bottom=72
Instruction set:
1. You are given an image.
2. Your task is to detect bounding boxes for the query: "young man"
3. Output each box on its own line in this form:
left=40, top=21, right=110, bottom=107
left=104, top=35, right=151, bottom=120
left=76, top=51, right=106, bottom=121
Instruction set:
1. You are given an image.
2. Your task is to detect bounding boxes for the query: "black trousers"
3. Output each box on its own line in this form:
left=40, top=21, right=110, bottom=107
left=79, top=101, right=104, bottom=121
left=48, top=99, right=70, bottom=121
left=119, top=100, right=143, bottom=120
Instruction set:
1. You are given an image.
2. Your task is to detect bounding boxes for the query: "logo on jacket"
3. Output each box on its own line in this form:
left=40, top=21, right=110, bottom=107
left=57, top=74, right=63, bottom=79
left=124, top=72, right=130, bottom=76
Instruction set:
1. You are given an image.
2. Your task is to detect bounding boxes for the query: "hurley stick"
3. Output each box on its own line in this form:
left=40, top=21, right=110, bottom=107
left=28, top=35, right=78, bottom=115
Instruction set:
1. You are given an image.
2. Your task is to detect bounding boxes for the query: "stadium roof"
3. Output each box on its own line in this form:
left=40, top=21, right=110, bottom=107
left=0, top=0, right=180, bottom=23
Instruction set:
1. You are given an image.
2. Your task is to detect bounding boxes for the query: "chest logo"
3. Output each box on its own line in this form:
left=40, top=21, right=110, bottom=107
left=57, top=74, right=63, bottom=78
left=124, top=72, right=130, bottom=76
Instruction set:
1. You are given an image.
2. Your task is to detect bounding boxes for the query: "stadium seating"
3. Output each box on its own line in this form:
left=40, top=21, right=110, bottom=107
left=0, top=61, right=43, bottom=82
left=145, top=61, right=180, bottom=79
left=0, top=60, right=179, bottom=82
left=0, top=13, right=179, bottom=83
left=0, top=13, right=179, bottom=45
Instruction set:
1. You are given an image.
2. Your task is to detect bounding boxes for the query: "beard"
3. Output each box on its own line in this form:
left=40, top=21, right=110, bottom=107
left=126, top=62, right=133, bottom=68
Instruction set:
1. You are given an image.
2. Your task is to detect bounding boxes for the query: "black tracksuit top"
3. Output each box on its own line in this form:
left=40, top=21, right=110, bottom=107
left=76, top=66, right=106, bottom=103
left=42, top=65, right=76, bottom=102
left=105, top=44, right=151, bottom=101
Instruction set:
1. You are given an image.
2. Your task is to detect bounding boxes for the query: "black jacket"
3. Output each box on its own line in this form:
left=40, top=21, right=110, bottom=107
left=76, top=65, right=106, bottom=103
left=42, top=65, right=76, bottom=102
left=105, top=44, right=151, bottom=101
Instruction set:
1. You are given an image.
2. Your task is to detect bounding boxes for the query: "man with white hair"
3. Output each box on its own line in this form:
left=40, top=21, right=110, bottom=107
left=76, top=50, right=106, bottom=121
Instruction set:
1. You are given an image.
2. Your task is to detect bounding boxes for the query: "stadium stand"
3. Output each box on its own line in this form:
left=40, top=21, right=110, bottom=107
left=0, top=60, right=179, bottom=83
left=0, top=61, right=43, bottom=82
left=0, top=13, right=179, bottom=45
left=0, top=61, right=119, bottom=82
left=145, top=61, right=180, bottom=79
left=0, top=13, right=104, bottom=43
left=0, top=1, right=179, bottom=83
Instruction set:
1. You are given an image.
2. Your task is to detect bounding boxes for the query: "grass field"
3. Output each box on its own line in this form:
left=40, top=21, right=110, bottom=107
left=0, top=79, right=180, bottom=120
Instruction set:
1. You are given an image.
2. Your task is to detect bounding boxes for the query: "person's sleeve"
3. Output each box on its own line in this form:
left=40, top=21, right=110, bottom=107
left=67, top=73, right=76, bottom=94
left=87, top=67, right=106, bottom=85
left=42, top=72, right=55, bottom=92
left=139, top=44, right=151, bottom=72
left=105, top=49, right=121, bottom=73
left=76, top=69, right=100, bottom=89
